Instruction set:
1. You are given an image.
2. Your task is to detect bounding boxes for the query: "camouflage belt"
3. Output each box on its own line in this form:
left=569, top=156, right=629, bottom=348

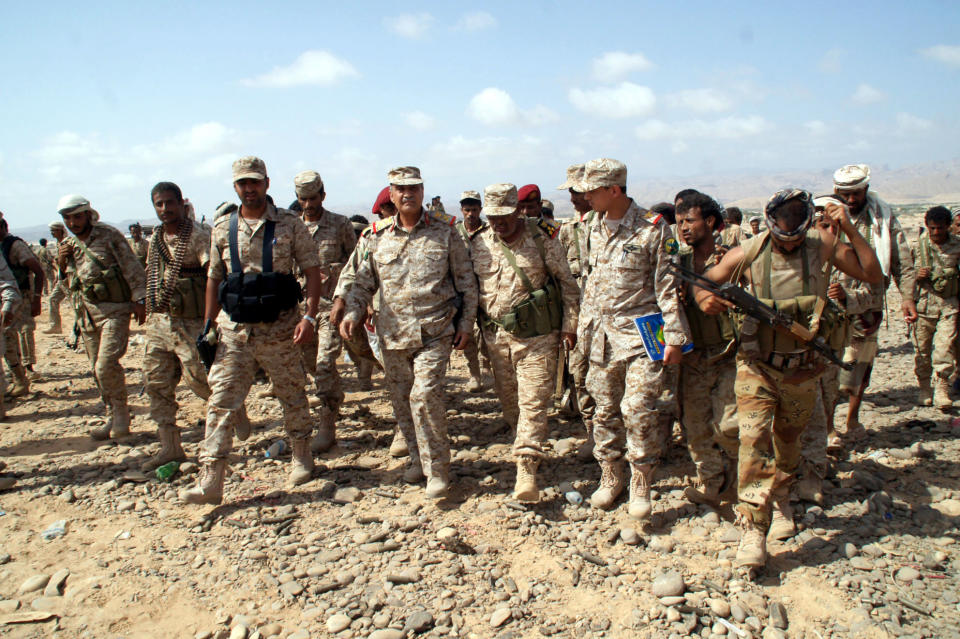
left=763, top=350, right=815, bottom=371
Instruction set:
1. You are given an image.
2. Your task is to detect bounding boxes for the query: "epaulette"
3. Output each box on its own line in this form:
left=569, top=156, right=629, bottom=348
left=642, top=209, right=664, bottom=226
left=537, top=217, right=561, bottom=239
left=371, top=216, right=394, bottom=234
left=428, top=209, right=456, bottom=226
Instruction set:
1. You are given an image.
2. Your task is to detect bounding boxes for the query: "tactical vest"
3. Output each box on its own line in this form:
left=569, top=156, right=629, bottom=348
left=680, top=251, right=735, bottom=348
left=917, top=233, right=959, bottom=299
left=217, top=212, right=303, bottom=324
left=736, top=233, right=848, bottom=360
left=160, top=261, right=207, bottom=319
left=1, top=236, right=31, bottom=291
left=71, top=237, right=132, bottom=304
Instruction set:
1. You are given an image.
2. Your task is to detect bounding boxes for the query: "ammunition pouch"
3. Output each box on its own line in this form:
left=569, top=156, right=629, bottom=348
left=79, top=264, right=132, bottom=304
left=218, top=272, right=302, bottom=324
left=494, top=282, right=562, bottom=338
left=736, top=294, right=848, bottom=361
left=168, top=275, right=207, bottom=319
left=930, top=267, right=958, bottom=298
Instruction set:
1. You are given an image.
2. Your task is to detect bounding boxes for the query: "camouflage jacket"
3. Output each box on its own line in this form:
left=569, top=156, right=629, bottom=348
left=558, top=211, right=595, bottom=282
left=912, top=233, right=960, bottom=313
left=64, top=222, right=147, bottom=323
left=0, top=254, right=21, bottom=315
left=301, top=209, right=357, bottom=302
left=129, top=237, right=149, bottom=266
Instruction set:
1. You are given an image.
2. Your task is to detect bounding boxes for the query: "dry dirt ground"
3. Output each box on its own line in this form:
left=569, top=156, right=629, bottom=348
left=0, top=285, right=959, bottom=639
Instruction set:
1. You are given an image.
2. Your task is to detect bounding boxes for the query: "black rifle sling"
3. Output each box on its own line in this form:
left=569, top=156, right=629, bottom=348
left=229, top=212, right=243, bottom=275
left=229, top=212, right=277, bottom=275
left=262, top=220, right=275, bottom=273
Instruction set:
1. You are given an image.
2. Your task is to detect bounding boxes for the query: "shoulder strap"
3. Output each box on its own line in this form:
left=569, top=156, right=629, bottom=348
left=228, top=212, right=243, bottom=275
left=74, top=234, right=109, bottom=271
left=732, top=231, right=768, bottom=293
left=262, top=220, right=276, bottom=273
left=1, top=236, right=14, bottom=263
left=760, top=237, right=809, bottom=298
left=498, top=240, right=535, bottom=294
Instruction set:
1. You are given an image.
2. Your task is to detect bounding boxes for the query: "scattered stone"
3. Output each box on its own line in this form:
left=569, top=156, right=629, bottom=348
left=333, top=487, right=363, bottom=503
left=280, top=581, right=304, bottom=597
left=385, top=569, right=420, bottom=584
left=326, top=614, right=351, bottom=633
left=708, top=598, right=731, bottom=618
left=43, top=569, right=69, bottom=596
left=619, top=528, right=640, bottom=545
left=404, top=611, right=434, bottom=633
left=651, top=571, right=685, bottom=598
left=896, top=566, right=921, bottom=583
left=768, top=601, right=788, bottom=629
left=0, top=600, right=21, bottom=613
left=369, top=631, right=403, bottom=639
left=18, top=574, right=50, bottom=594
left=117, top=500, right=135, bottom=512
left=933, top=498, right=960, bottom=517
left=649, top=536, right=675, bottom=554
left=490, top=607, right=512, bottom=628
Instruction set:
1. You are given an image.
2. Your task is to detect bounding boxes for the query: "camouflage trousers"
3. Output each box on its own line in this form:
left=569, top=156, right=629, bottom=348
left=679, top=348, right=739, bottom=493
left=482, top=327, right=558, bottom=459
left=2, top=301, right=30, bottom=370
left=838, top=331, right=879, bottom=396
left=587, top=350, right=664, bottom=465
left=800, top=364, right=839, bottom=480
left=299, top=303, right=345, bottom=423
left=48, top=280, right=69, bottom=328
left=17, top=316, right=36, bottom=366
left=912, top=307, right=958, bottom=383
left=460, top=324, right=486, bottom=382
left=734, top=357, right=822, bottom=530
left=567, top=331, right=596, bottom=422
left=201, top=313, right=311, bottom=463
left=143, top=315, right=210, bottom=430
left=80, top=315, right=131, bottom=407
left=381, top=336, right=452, bottom=479
left=658, top=364, right=680, bottom=443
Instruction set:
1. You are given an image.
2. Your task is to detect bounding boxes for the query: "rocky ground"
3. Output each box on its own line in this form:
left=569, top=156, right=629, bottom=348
left=0, top=290, right=959, bottom=639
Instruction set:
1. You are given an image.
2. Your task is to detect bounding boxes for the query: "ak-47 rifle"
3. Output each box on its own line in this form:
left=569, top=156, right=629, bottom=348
left=668, top=262, right=853, bottom=371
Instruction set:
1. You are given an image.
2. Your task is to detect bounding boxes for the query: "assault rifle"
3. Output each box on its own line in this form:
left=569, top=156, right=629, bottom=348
left=668, top=262, right=853, bottom=371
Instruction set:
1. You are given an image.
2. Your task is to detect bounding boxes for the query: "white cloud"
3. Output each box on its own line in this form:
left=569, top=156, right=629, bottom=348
left=665, top=89, right=733, bottom=113
left=804, top=120, right=827, bottom=136
left=385, top=13, right=435, bottom=39
left=568, top=82, right=656, bottom=118
left=819, top=47, right=846, bottom=73
left=466, top=88, right=557, bottom=126
left=920, top=45, right=960, bottom=67
left=404, top=111, right=436, bottom=131
left=104, top=173, right=140, bottom=190
left=851, top=83, right=885, bottom=104
left=635, top=116, right=770, bottom=141
left=896, top=112, right=933, bottom=134
left=592, top=52, right=653, bottom=82
left=241, top=50, right=358, bottom=88
left=454, top=11, right=496, bottom=31
left=427, top=135, right=545, bottom=173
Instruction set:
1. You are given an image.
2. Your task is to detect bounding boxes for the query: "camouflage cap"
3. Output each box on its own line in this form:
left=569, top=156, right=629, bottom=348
left=542, top=199, right=554, bottom=213
left=48, top=221, right=66, bottom=231
left=388, top=166, right=423, bottom=186
left=294, top=170, right=324, bottom=197
left=556, top=163, right=586, bottom=191
left=833, top=164, right=870, bottom=191
left=232, top=156, right=267, bottom=182
left=459, top=190, right=481, bottom=203
left=57, top=194, right=92, bottom=215
left=579, top=158, right=627, bottom=191
left=482, top=183, right=518, bottom=217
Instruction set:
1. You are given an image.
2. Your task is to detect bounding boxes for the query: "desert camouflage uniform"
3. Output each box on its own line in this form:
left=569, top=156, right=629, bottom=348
left=456, top=220, right=488, bottom=383
left=471, top=220, right=579, bottom=458
left=678, top=247, right=739, bottom=494
left=298, top=209, right=356, bottom=424
left=558, top=212, right=596, bottom=423
left=63, top=223, right=147, bottom=409
left=734, top=232, right=829, bottom=530
left=799, top=368, right=834, bottom=481
left=334, top=233, right=381, bottom=369
left=1, top=237, right=37, bottom=370
left=129, top=236, right=149, bottom=267
left=911, top=233, right=960, bottom=385
left=37, top=244, right=56, bottom=295
left=579, top=202, right=690, bottom=464
left=345, top=210, right=478, bottom=480
left=201, top=204, right=320, bottom=463
left=0, top=257, right=22, bottom=415
left=47, top=242, right=72, bottom=330
left=143, top=222, right=212, bottom=430
left=718, top=224, right=743, bottom=248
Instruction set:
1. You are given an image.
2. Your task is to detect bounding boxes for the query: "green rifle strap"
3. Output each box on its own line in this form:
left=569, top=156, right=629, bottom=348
left=497, top=239, right=536, bottom=294
left=74, top=237, right=109, bottom=272
left=761, top=237, right=808, bottom=298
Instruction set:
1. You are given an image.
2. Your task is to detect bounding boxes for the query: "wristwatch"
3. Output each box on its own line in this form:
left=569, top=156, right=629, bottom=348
left=302, top=314, right=317, bottom=327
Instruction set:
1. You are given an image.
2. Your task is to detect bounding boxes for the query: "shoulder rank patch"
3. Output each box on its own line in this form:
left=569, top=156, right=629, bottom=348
left=428, top=210, right=456, bottom=226
left=371, top=216, right=394, bottom=234
left=664, top=237, right=680, bottom=255
left=537, top=217, right=561, bottom=239
left=643, top=209, right=663, bottom=226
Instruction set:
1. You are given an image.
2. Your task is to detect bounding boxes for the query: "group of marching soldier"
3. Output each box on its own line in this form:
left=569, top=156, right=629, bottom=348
left=2, top=156, right=955, bottom=573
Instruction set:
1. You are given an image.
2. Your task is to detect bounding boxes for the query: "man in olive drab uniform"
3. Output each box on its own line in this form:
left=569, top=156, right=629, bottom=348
left=471, top=183, right=580, bottom=501
left=675, top=193, right=739, bottom=507
left=140, top=182, right=215, bottom=471
left=911, top=205, right=960, bottom=410
left=181, top=157, right=324, bottom=505
left=456, top=190, right=487, bottom=393
left=128, top=224, right=149, bottom=267
left=556, top=163, right=597, bottom=459
left=57, top=195, right=147, bottom=439
left=697, top=189, right=882, bottom=570
left=340, top=166, right=478, bottom=499
left=577, top=158, right=691, bottom=521
left=44, top=222, right=72, bottom=334
left=832, top=164, right=917, bottom=438
left=0, top=218, right=45, bottom=394
left=290, top=170, right=357, bottom=453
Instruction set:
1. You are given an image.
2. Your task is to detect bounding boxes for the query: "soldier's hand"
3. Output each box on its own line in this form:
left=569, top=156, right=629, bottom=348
left=452, top=330, right=470, bottom=351
left=824, top=201, right=852, bottom=233
left=293, top=318, right=314, bottom=345
left=561, top=332, right=576, bottom=350
left=917, top=267, right=931, bottom=281
left=57, top=242, right=72, bottom=267
left=663, top=344, right=684, bottom=365
left=340, top=318, right=358, bottom=341
left=329, top=298, right=346, bottom=327
left=696, top=290, right=734, bottom=315
left=902, top=299, right=918, bottom=324
left=133, top=301, right=146, bottom=325
left=827, top=282, right=847, bottom=302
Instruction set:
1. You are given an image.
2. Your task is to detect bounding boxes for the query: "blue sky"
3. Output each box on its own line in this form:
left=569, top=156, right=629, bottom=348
left=1, top=1, right=959, bottom=228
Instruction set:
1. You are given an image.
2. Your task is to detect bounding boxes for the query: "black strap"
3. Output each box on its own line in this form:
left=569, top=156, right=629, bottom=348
left=229, top=212, right=243, bottom=275
left=229, top=211, right=278, bottom=274
left=263, top=220, right=275, bottom=273
left=0, top=236, right=14, bottom=264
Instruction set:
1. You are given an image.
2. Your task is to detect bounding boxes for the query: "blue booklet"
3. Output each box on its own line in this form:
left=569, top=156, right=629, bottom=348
left=634, top=313, right=695, bottom=360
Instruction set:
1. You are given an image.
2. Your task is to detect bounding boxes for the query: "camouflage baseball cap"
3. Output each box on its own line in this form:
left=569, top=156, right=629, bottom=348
left=294, top=170, right=324, bottom=197
left=556, top=163, right=585, bottom=191
left=579, top=158, right=627, bottom=191
left=233, top=156, right=267, bottom=182
left=388, top=166, right=423, bottom=186
left=459, top=190, right=481, bottom=203
left=482, top=183, right=518, bottom=217
left=57, top=194, right=91, bottom=215
left=48, top=221, right=66, bottom=230
left=542, top=199, right=554, bottom=213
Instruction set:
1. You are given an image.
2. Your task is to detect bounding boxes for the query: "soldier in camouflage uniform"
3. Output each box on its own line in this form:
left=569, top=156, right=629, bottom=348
left=577, top=158, right=691, bottom=521
left=471, top=183, right=579, bottom=501
left=456, top=190, right=487, bottom=393
left=291, top=170, right=357, bottom=453
left=128, top=224, right=149, bottom=267
left=0, top=253, right=21, bottom=425
left=181, top=157, right=325, bottom=505
left=0, top=218, right=45, bottom=395
left=341, top=166, right=478, bottom=499
left=911, top=205, right=960, bottom=410
left=57, top=195, right=147, bottom=440
left=697, top=189, right=882, bottom=570
left=675, top=193, right=739, bottom=507
left=556, top=163, right=597, bottom=459
left=44, top=222, right=72, bottom=334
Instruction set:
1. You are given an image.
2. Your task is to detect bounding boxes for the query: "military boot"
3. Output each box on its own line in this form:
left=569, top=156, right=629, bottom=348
left=935, top=375, right=953, bottom=411
left=683, top=477, right=721, bottom=508
left=43, top=320, right=62, bottom=335
left=289, top=438, right=314, bottom=486
left=589, top=459, right=625, bottom=509
left=141, top=427, right=186, bottom=472
left=466, top=376, right=483, bottom=393
left=512, top=456, right=540, bottom=502
left=389, top=428, right=409, bottom=457
left=8, top=365, right=29, bottom=398
left=628, top=463, right=654, bottom=520
left=918, top=378, right=933, bottom=406
left=767, top=499, right=797, bottom=541
left=90, top=403, right=131, bottom=440
left=795, top=474, right=824, bottom=505
left=735, top=514, right=767, bottom=569
left=310, top=406, right=336, bottom=453
left=425, top=462, right=450, bottom=499
left=576, top=420, right=595, bottom=461
left=179, top=459, right=227, bottom=505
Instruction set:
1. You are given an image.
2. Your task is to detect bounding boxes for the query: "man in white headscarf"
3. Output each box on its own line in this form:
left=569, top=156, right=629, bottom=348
left=833, top=164, right=917, bottom=439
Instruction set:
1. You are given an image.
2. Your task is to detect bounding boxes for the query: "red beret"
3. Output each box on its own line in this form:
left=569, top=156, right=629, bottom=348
left=518, top=184, right=541, bottom=202
left=372, top=186, right=391, bottom=216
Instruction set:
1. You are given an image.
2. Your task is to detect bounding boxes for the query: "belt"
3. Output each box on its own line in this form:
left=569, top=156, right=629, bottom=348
left=763, top=350, right=816, bottom=371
